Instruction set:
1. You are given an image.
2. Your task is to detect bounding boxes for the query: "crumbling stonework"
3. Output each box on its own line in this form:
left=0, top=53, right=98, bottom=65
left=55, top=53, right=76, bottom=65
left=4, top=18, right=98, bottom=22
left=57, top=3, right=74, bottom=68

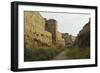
left=45, top=19, right=65, bottom=47
left=24, top=11, right=52, bottom=49
left=56, top=31, right=65, bottom=47
left=24, top=11, right=65, bottom=49
left=45, top=19, right=57, bottom=41
left=62, top=33, right=74, bottom=46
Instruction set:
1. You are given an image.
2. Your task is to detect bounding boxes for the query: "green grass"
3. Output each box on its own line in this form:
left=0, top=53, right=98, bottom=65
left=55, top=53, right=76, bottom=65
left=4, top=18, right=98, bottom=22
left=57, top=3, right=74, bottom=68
left=65, top=46, right=90, bottom=59
left=24, top=46, right=90, bottom=61
left=24, top=47, right=65, bottom=61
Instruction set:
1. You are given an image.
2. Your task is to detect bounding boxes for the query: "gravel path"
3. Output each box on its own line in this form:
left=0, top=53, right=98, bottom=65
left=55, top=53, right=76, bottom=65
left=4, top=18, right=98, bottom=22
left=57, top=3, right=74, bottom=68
left=52, top=50, right=67, bottom=60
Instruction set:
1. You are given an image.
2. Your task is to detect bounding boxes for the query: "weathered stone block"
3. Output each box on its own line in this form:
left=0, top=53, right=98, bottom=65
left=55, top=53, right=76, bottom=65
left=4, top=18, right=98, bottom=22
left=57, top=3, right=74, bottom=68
left=24, top=11, right=52, bottom=49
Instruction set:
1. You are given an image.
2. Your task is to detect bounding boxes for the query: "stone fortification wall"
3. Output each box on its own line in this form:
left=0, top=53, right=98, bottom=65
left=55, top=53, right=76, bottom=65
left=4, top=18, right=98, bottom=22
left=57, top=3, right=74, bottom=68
left=24, top=11, right=52, bottom=49
left=24, top=11, right=65, bottom=49
left=45, top=19, right=65, bottom=47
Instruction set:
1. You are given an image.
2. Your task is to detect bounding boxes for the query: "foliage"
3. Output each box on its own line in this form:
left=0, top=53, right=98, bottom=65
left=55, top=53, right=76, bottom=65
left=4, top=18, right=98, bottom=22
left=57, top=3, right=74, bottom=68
left=65, top=46, right=90, bottom=59
left=24, top=47, right=65, bottom=61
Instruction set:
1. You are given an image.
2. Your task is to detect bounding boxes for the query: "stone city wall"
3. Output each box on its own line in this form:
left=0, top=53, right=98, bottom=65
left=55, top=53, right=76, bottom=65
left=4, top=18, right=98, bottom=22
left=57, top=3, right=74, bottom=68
left=24, top=11, right=52, bottom=49
left=24, top=11, right=65, bottom=49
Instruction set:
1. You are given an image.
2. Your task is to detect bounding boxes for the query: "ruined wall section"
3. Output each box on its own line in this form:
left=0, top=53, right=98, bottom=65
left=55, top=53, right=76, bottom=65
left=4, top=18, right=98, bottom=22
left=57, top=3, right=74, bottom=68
left=24, top=11, right=52, bottom=49
left=45, top=19, right=57, bottom=42
left=56, top=31, right=65, bottom=47
left=24, top=11, right=65, bottom=48
left=45, top=19, right=65, bottom=47
left=62, top=33, right=73, bottom=46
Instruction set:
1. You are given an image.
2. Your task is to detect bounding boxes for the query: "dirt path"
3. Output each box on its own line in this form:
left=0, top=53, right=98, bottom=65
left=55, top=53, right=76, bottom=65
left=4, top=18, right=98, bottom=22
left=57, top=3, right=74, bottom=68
left=52, top=50, right=66, bottom=60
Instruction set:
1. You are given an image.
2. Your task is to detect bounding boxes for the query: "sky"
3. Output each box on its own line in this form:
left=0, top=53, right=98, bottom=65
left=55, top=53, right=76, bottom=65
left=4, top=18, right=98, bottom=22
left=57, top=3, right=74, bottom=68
left=40, top=11, right=90, bottom=36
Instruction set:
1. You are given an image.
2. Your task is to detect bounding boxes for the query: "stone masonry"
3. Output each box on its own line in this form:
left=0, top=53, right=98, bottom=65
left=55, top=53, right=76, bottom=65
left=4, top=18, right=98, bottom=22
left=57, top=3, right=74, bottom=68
left=24, top=11, right=65, bottom=49
left=45, top=19, right=65, bottom=47
left=62, top=33, right=73, bottom=46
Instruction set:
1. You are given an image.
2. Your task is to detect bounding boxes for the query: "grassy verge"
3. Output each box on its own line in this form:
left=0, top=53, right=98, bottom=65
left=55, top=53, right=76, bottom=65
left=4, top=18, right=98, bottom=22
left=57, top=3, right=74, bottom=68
left=65, top=46, right=90, bottom=59
left=24, top=47, right=65, bottom=61
left=24, top=46, right=90, bottom=61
